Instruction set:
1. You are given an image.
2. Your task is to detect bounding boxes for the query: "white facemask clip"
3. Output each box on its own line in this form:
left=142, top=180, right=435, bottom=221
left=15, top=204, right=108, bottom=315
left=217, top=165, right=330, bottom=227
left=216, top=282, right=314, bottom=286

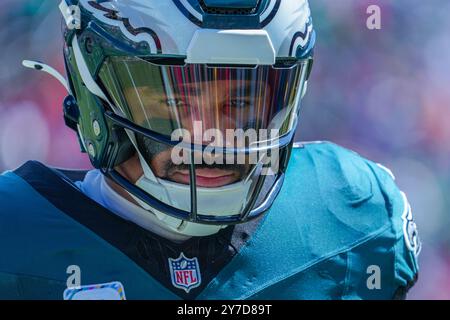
left=22, top=60, right=70, bottom=93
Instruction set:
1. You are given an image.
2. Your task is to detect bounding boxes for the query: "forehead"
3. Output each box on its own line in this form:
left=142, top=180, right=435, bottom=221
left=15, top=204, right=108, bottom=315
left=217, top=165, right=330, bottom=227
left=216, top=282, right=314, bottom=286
left=131, top=78, right=268, bottom=96
left=177, top=79, right=265, bottom=92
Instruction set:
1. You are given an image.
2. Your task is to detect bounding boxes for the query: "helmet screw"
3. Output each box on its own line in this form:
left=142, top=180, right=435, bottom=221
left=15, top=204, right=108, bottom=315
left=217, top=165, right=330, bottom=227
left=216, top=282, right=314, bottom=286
left=87, top=143, right=96, bottom=158
left=85, top=37, right=94, bottom=54
left=92, top=120, right=101, bottom=137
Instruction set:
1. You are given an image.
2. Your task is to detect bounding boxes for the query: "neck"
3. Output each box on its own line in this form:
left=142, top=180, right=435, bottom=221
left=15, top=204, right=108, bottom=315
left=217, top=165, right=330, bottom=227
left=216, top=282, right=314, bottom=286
left=105, top=175, right=137, bottom=205
left=101, top=173, right=192, bottom=242
left=106, top=154, right=144, bottom=205
left=104, top=154, right=224, bottom=238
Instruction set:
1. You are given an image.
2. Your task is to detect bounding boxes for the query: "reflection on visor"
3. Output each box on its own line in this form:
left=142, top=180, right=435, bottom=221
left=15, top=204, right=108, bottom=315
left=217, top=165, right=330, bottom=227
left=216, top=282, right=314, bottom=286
left=99, top=57, right=308, bottom=140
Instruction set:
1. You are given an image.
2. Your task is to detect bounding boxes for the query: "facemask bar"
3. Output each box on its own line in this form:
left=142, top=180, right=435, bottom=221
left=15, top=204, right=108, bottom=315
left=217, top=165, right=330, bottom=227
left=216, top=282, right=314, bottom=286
left=102, top=110, right=295, bottom=224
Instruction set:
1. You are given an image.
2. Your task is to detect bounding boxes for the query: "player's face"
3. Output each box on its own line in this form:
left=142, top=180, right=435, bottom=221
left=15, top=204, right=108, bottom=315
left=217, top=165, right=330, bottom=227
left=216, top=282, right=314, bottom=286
left=146, top=147, right=249, bottom=188
left=117, top=147, right=251, bottom=189
left=131, top=81, right=257, bottom=188
left=123, top=78, right=268, bottom=135
left=100, top=57, right=309, bottom=189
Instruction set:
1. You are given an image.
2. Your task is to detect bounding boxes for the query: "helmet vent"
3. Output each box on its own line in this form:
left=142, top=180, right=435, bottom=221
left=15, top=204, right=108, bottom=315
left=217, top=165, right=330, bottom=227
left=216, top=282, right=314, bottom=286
left=199, top=0, right=260, bottom=15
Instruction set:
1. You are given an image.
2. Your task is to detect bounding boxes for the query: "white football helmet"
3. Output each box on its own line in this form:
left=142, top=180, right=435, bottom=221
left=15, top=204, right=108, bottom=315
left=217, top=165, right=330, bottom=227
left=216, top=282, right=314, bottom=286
left=57, top=0, right=315, bottom=236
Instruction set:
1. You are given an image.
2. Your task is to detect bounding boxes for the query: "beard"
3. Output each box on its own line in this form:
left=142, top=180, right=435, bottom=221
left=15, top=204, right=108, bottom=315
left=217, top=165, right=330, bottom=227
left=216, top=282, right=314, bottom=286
left=135, top=134, right=250, bottom=182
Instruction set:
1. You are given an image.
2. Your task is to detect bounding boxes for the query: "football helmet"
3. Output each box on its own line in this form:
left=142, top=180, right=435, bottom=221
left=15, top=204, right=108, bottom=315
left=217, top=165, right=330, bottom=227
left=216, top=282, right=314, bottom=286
left=54, top=0, right=315, bottom=236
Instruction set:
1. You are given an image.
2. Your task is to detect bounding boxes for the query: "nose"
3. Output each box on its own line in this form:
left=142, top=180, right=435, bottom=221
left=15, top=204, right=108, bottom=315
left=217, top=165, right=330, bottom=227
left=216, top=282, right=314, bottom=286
left=180, top=110, right=239, bottom=140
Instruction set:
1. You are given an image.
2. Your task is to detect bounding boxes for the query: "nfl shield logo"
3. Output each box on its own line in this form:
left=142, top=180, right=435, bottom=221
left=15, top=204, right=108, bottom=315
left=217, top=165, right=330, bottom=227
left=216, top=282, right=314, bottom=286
left=168, top=253, right=201, bottom=293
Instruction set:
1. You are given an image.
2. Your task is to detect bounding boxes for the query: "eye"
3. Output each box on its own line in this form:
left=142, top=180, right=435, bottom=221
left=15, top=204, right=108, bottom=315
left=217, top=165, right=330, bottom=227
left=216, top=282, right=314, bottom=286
left=225, top=100, right=252, bottom=109
left=166, top=98, right=190, bottom=108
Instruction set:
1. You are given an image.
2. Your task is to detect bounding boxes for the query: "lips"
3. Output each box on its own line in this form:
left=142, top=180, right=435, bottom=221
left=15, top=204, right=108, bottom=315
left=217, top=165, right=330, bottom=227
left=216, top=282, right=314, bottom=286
left=170, top=168, right=238, bottom=187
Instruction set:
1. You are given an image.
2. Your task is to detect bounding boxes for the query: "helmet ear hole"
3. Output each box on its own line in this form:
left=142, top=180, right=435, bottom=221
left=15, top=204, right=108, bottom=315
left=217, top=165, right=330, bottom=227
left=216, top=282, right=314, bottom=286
left=63, top=95, right=80, bottom=131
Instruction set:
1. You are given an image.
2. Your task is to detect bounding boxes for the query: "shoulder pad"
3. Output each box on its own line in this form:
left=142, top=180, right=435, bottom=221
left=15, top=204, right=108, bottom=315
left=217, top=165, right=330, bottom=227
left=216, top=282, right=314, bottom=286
left=289, top=142, right=420, bottom=298
left=288, top=142, right=388, bottom=235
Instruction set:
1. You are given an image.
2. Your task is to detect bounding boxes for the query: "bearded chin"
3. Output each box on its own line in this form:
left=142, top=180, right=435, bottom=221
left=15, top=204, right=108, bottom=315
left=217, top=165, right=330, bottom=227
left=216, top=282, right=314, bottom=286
left=135, top=135, right=250, bottom=181
left=135, top=135, right=172, bottom=175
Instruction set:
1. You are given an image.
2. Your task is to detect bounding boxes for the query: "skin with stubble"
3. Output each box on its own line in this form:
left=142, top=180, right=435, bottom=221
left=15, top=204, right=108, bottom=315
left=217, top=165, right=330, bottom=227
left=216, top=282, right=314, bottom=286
left=106, top=149, right=249, bottom=205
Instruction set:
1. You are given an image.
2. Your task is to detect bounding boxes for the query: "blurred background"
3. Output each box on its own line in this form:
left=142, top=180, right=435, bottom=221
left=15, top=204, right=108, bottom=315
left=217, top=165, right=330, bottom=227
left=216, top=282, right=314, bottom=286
left=0, top=0, right=448, bottom=299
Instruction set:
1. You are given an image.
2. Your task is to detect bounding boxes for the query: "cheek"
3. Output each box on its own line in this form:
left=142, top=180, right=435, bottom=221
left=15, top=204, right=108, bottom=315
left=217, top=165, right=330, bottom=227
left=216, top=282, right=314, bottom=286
left=150, top=148, right=174, bottom=177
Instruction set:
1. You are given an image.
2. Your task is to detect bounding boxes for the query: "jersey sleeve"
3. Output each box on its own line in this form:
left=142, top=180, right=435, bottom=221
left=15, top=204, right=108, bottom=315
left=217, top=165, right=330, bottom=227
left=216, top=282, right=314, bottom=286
left=342, top=159, right=420, bottom=300
left=373, top=162, right=421, bottom=296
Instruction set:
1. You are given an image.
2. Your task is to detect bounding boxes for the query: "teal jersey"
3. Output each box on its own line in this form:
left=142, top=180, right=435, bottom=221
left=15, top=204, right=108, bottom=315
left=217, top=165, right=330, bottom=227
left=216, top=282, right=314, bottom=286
left=0, top=142, right=420, bottom=300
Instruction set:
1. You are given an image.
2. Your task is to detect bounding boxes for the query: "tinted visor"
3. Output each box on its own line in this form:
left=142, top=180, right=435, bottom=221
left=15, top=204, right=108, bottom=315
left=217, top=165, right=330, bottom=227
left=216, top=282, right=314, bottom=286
left=99, top=57, right=309, bottom=143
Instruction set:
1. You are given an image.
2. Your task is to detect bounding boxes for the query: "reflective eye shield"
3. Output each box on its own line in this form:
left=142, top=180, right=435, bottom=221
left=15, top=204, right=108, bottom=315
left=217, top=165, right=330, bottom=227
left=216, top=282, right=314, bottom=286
left=70, top=25, right=312, bottom=143
left=98, top=56, right=309, bottom=141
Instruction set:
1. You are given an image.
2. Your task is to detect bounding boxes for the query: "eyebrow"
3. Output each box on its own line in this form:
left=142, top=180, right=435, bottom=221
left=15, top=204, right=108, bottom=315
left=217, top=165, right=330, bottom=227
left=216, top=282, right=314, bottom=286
left=177, top=82, right=258, bottom=96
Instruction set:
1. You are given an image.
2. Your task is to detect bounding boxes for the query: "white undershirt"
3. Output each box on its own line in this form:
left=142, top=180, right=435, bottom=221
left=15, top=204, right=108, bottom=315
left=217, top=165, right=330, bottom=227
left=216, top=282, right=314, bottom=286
left=75, top=170, right=191, bottom=242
